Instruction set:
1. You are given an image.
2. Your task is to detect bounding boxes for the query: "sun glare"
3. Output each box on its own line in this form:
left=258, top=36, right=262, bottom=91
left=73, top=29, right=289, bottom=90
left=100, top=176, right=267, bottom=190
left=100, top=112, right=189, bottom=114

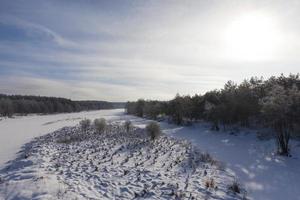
left=224, top=12, right=280, bottom=61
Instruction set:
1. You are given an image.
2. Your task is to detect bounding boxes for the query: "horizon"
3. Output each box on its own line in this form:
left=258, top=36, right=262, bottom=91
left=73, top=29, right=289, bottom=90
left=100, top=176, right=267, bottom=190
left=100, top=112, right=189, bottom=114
left=0, top=0, right=300, bottom=101
left=0, top=73, right=298, bottom=102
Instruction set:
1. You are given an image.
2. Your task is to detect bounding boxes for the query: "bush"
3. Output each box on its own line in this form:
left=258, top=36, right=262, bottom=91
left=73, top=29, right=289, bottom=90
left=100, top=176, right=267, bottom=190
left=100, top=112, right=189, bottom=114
left=124, top=120, right=132, bottom=133
left=146, top=122, right=161, bottom=140
left=204, top=178, right=216, bottom=189
left=228, top=180, right=241, bottom=194
left=57, top=135, right=80, bottom=144
left=94, top=118, right=106, bottom=133
left=80, top=119, right=91, bottom=132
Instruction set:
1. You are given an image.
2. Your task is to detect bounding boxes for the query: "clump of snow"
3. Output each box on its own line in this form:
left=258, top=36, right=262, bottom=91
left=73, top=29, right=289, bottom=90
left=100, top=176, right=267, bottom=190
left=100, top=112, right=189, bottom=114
left=0, top=123, right=244, bottom=200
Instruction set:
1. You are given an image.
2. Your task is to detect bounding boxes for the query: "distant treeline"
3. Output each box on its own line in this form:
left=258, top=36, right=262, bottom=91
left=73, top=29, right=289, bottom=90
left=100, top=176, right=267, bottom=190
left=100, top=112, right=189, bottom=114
left=126, top=74, right=300, bottom=155
left=0, top=94, right=125, bottom=116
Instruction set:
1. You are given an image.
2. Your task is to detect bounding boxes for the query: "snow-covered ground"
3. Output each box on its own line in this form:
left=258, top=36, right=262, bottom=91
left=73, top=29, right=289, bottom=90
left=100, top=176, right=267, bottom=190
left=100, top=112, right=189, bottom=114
left=0, top=109, right=124, bottom=167
left=131, top=117, right=300, bottom=200
left=0, top=109, right=300, bottom=200
left=0, top=124, right=243, bottom=199
left=125, top=117, right=300, bottom=200
left=164, top=125, right=300, bottom=200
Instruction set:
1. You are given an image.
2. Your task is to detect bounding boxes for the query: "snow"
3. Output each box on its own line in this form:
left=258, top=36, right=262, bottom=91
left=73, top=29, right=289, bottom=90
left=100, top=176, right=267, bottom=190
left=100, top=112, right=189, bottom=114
left=126, top=119, right=300, bottom=200
left=118, top=115, right=300, bottom=200
left=1, top=109, right=300, bottom=200
left=0, top=109, right=124, bottom=167
left=0, top=123, right=243, bottom=199
left=163, top=124, right=300, bottom=200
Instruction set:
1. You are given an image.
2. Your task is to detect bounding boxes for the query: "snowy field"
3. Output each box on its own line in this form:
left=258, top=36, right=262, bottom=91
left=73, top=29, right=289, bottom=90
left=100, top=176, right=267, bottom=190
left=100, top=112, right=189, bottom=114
left=0, top=109, right=300, bottom=200
left=0, top=109, right=123, bottom=167
left=0, top=123, right=243, bottom=199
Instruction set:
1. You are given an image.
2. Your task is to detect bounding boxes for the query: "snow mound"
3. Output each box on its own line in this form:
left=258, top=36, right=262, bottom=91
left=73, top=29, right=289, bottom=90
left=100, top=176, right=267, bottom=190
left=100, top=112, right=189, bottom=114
left=0, top=123, right=245, bottom=199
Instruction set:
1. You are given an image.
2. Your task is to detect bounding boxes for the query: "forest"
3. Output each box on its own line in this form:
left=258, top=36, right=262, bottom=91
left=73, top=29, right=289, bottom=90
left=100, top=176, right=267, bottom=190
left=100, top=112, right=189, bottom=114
left=0, top=94, right=124, bottom=117
left=126, top=74, right=300, bottom=155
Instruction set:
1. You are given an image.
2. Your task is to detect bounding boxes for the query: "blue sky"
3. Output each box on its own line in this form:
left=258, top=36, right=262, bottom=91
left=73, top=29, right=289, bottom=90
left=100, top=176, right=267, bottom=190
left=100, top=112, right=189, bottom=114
left=0, top=0, right=299, bottom=101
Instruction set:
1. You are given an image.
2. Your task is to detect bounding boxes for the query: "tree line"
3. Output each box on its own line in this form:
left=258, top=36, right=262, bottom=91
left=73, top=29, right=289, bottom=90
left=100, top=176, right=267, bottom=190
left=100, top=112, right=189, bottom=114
left=126, top=74, right=300, bottom=156
left=0, top=94, right=124, bottom=117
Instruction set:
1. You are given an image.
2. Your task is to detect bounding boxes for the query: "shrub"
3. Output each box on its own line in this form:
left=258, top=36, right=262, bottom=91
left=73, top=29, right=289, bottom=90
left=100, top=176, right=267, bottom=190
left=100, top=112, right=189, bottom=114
left=228, top=180, right=241, bottom=194
left=80, top=119, right=91, bottom=132
left=204, top=178, right=216, bottom=189
left=94, top=118, right=106, bottom=133
left=146, top=122, right=161, bottom=140
left=57, top=135, right=80, bottom=144
left=200, top=152, right=214, bottom=163
left=124, top=120, right=132, bottom=133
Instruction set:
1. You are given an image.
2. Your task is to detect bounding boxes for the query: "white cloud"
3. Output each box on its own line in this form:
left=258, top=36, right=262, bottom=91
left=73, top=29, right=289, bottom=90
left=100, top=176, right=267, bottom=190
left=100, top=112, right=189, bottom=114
left=0, top=14, right=76, bottom=47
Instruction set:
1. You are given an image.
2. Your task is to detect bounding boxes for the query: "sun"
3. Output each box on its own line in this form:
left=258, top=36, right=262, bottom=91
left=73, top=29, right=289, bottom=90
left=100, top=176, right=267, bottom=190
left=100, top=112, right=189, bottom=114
left=223, top=12, right=280, bottom=61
